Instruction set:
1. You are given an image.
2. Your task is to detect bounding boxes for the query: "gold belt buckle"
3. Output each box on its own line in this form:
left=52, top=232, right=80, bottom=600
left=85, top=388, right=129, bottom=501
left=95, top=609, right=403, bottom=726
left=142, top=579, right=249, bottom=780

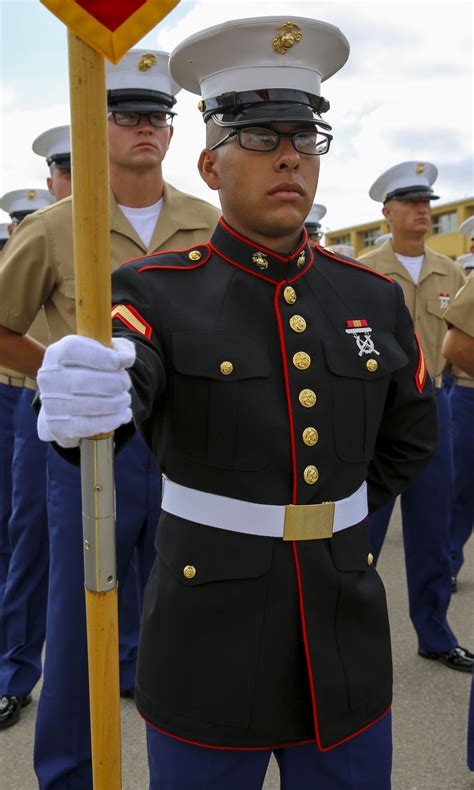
left=283, top=502, right=335, bottom=541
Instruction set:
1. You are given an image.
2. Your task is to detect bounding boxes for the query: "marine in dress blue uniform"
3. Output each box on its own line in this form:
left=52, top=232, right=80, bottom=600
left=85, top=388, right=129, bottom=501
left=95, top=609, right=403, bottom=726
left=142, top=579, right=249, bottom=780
left=449, top=216, right=474, bottom=587
left=37, top=17, right=438, bottom=788
left=0, top=190, right=53, bottom=729
left=0, top=52, right=219, bottom=788
left=359, top=163, right=472, bottom=671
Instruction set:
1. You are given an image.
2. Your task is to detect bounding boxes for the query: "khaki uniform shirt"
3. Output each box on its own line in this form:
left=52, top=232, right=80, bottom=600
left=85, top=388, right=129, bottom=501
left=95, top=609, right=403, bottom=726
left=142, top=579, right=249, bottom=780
left=444, top=274, right=474, bottom=385
left=0, top=248, right=48, bottom=385
left=0, top=182, right=220, bottom=346
left=358, top=240, right=466, bottom=377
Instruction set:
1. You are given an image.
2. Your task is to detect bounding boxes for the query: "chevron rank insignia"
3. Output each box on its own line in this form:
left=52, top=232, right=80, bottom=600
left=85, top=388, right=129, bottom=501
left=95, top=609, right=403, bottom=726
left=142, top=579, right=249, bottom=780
left=111, top=304, right=152, bottom=338
left=413, top=332, right=427, bottom=393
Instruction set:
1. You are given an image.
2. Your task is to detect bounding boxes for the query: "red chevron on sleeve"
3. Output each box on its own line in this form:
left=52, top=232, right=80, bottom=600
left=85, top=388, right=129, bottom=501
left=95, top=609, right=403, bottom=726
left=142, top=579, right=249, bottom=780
left=111, top=304, right=152, bottom=339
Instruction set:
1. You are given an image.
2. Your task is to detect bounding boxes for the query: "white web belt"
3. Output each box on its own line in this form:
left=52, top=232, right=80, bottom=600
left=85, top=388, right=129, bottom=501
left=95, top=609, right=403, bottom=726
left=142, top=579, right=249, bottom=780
left=161, top=477, right=368, bottom=541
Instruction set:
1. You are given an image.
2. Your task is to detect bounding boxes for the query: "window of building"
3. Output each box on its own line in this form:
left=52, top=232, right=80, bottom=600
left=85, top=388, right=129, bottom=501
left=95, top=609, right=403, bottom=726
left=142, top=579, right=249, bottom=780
left=361, top=228, right=381, bottom=247
left=431, top=212, right=457, bottom=235
left=332, top=234, right=351, bottom=245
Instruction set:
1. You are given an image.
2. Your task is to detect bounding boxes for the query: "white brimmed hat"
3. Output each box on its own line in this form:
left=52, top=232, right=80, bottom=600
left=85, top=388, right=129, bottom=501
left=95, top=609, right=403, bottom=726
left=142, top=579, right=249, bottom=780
left=458, top=217, right=474, bottom=269
left=32, top=125, right=71, bottom=170
left=374, top=232, right=392, bottom=247
left=0, top=189, right=54, bottom=221
left=459, top=216, right=474, bottom=239
left=331, top=243, right=355, bottom=257
left=370, top=161, right=439, bottom=204
left=305, top=203, right=327, bottom=233
left=169, top=17, right=349, bottom=128
left=106, top=49, right=180, bottom=113
left=457, top=253, right=474, bottom=270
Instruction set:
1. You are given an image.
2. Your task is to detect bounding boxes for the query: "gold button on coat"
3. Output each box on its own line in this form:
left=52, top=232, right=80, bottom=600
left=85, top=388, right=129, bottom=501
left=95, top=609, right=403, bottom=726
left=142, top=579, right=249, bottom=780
left=188, top=250, right=202, bottom=261
left=183, top=565, right=196, bottom=579
left=220, top=361, right=233, bottom=375
left=302, top=427, right=319, bottom=446
left=303, top=465, right=319, bottom=484
left=293, top=351, right=311, bottom=370
left=289, top=315, right=307, bottom=333
left=283, top=286, right=297, bottom=304
left=366, top=359, right=378, bottom=372
left=367, top=553, right=374, bottom=566
left=299, top=389, right=317, bottom=408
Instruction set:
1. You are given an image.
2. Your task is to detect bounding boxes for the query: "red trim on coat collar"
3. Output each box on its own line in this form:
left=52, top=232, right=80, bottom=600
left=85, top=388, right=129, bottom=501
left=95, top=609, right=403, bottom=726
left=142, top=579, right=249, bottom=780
left=220, top=217, right=308, bottom=262
left=208, top=242, right=280, bottom=285
left=211, top=220, right=313, bottom=284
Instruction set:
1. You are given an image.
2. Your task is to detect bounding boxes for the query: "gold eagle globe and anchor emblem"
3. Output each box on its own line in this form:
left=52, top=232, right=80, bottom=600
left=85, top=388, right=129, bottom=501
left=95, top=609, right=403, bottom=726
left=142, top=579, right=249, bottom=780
left=252, top=251, right=269, bottom=270
left=416, top=163, right=426, bottom=174
left=272, top=22, right=303, bottom=55
left=138, top=53, right=157, bottom=72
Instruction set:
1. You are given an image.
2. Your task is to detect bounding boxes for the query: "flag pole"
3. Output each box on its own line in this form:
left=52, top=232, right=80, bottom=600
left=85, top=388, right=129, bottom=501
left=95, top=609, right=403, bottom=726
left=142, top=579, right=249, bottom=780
left=67, top=31, right=121, bottom=789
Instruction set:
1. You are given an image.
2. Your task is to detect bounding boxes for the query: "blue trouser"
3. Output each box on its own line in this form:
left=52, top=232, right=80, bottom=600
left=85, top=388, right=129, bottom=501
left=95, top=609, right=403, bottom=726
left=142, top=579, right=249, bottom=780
left=0, top=382, right=23, bottom=608
left=368, top=388, right=457, bottom=652
left=0, top=388, right=48, bottom=697
left=34, top=432, right=161, bottom=789
left=146, top=712, right=392, bottom=789
left=449, top=385, right=474, bottom=576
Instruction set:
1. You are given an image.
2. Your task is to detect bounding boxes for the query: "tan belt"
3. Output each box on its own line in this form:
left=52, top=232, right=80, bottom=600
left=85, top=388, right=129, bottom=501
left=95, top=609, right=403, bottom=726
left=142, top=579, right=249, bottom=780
left=0, top=373, right=25, bottom=388
left=454, top=377, right=474, bottom=389
left=23, top=377, right=38, bottom=391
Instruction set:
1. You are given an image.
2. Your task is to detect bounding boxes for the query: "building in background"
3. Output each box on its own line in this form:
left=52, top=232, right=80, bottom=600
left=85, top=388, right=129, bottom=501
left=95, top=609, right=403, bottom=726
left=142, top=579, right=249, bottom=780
left=325, top=197, right=474, bottom=258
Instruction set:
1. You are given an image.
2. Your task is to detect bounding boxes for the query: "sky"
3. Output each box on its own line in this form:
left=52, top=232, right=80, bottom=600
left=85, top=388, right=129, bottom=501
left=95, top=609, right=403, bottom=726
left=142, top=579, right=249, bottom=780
left=0, top=0, right=473, bottom=233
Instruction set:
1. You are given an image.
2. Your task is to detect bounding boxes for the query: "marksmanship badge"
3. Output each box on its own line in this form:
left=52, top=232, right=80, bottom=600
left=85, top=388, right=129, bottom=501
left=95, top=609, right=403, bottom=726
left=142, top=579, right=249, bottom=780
left=345, top=319, right=380, bottom=356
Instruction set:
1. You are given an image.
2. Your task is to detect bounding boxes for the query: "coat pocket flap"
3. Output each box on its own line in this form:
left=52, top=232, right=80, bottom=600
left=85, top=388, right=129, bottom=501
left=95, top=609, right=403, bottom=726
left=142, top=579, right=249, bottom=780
left=172, top=332, right=271, bottom=380
left=156, top=511, right=274, bottom=585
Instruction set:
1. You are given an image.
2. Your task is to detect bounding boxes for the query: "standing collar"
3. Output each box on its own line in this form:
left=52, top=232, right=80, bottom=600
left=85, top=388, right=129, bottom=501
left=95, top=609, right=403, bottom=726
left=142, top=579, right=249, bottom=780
left=209, top=217, right=314, bottom=284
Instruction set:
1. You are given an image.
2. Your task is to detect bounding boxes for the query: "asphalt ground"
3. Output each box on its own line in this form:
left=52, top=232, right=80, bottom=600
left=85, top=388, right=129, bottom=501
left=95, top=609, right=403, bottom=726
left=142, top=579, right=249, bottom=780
left=1, top=501, right=473, bottom=789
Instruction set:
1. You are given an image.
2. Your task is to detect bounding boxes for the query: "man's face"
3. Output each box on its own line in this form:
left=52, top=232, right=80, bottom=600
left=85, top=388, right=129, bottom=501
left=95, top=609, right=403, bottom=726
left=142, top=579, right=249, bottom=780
left=383, top=198, right=432, bottom=237
left=47, top=166, right=72, bottom=201
left=199, top=123, right=320, bottom=243
left=107, top=113, right=173, bottom=171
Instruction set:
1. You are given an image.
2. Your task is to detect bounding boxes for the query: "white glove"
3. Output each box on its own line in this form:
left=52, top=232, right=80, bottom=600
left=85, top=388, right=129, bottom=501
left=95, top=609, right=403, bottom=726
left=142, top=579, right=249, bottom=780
left=37, top=335, right=136, bottom=448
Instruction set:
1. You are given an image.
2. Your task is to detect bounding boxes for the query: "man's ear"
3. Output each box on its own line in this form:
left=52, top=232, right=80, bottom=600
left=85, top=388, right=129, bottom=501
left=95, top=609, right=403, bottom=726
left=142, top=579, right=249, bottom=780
left=382, top=204, right=391, bottom=222
left=198, top=148, right=221, bottom=192
left=167, top=125, right=174, bottom=148
left=47, top=176, right=53, bottom=195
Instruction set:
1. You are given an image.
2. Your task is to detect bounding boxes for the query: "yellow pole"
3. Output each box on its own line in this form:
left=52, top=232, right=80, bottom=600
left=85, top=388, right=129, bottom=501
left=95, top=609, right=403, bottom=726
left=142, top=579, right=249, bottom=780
left=68, top=31, right=122, bottom=789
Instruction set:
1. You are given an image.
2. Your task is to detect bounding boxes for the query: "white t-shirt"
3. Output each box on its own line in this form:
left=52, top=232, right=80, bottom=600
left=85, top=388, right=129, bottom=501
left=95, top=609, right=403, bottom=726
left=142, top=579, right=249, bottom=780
left=118, top=198, right=163, bottom=249
left=395, top=253, right=424, bottom=284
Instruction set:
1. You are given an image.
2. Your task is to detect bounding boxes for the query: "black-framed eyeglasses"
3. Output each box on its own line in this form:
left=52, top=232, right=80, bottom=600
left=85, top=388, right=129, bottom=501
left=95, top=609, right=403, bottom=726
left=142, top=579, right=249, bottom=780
left=108, top=111, right=174, bottom=128
left=210, top=126, right=333, bottom=156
